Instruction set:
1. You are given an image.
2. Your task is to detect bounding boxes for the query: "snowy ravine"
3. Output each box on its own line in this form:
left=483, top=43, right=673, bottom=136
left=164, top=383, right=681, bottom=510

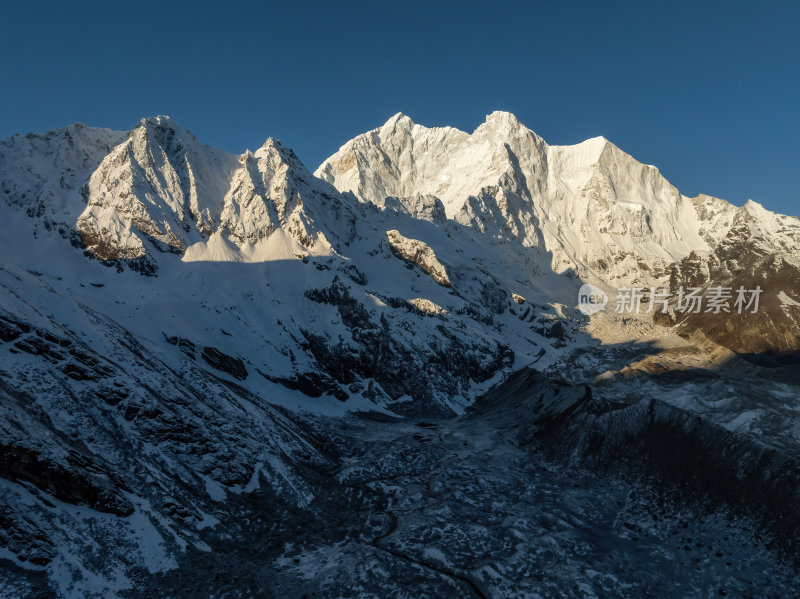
left=0, top=113, right=799, bottom=597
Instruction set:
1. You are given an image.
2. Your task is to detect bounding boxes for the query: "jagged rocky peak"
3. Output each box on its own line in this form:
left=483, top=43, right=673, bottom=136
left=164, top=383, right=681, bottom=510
left=77, top=116, right=239, bottom=261
left=379, top=111, right=416, bottom=133
left=315, top=110, right=548, bottom=221
left=220, top=137, right=311, bottom=245
left=257, top=136, right=307, bottom=168
left=235, top=136, right=357, bottom=250
left=134, top=115, right=198, bottom=151
left=4, top=113, right=800, bottom=597
left=662, top=197, right=800, bottom=353
left=73, top=117, right=354, bottom=266
left=317, top=110, right=793, bottom=294
left=689, top=193, right=740, bottom=247
left=188, top=134, right=356, bottom=261
left=381, top=193, right=447, bottom=224
left=710, top=199, right=800, bottom=260
left=478, top=110, right=529, bottom=136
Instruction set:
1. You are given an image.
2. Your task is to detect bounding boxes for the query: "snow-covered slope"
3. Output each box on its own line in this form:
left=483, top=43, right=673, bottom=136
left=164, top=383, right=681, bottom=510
left=0, top=123, right=127, bottom=240
left=0, top=116, right=591, bottom=458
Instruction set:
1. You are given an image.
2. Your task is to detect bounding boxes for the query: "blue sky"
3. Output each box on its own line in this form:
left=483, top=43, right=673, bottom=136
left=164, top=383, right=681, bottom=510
left=2, top=1, right=798, bottom=215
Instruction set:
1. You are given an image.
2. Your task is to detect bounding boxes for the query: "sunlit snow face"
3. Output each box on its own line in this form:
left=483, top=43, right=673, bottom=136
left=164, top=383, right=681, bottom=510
left=578, top=284, right=608, bottom=315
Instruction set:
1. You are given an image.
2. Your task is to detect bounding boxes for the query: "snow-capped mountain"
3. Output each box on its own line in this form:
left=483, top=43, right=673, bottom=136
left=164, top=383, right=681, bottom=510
left=77, top=117, right=239, bottom=263
left=1, top=113, right=799, bottom=597
left=317, top=111, right=708, bottom=285
left=74, top=117, right=358, bottom=272
left=318, top=111, right=800, bottom=351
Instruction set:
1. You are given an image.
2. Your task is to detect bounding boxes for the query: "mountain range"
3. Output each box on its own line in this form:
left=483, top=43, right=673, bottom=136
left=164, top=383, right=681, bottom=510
left=1, top=112, right=799, bottom=597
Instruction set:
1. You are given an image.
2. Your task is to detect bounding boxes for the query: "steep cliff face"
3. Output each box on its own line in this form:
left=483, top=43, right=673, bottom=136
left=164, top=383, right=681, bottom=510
left=0, top=283, right=329, bottom=597
left=220, top=141, right=301, bottom=246
left=71, top=117, right=359, bottom=272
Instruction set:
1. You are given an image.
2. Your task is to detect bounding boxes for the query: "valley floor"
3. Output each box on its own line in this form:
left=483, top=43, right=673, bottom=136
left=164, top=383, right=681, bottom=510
left=123, top=385, right=800, bottom=599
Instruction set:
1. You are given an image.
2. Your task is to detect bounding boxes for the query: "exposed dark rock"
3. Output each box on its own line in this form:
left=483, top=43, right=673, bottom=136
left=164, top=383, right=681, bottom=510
left=164, top=334, right=197, bottom=358
left=0, top=508, right=55, bottom=567
left=34, top=328, right=71, bottom=347
left=74, top=228, right=159, bottom=276
left=91, top=385, right=129, bottom=406
left=341, top=263, right=367, bottom=285
left=67, top=346, right=99, bottom=367
left=261, top=370, right=349, bottom=401
left=62, top=362, right=99, bottom=381
left=305, top=277, right=374, bottom=331
left=479, top=278, right=507, bottom=315
left=535, top=319, right=565, bottom=341
left=0, top=315, right=29, bottom=343
left=665, top=225, right=800, bottom=353
left=299, top=312, right=512, bottom=413
left=200, top=346, right=248, bottom=380
left=0, top=443, right=133, bottom=516
left=13, top=336, right=65, bottom=361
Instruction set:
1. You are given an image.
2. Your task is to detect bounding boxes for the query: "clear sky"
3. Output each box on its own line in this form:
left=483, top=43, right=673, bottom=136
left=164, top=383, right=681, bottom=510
left=2, top=0, right=798, bottom=216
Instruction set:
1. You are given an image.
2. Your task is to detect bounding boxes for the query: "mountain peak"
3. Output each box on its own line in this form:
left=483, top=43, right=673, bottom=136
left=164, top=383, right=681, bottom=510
left=381, top=112, right=416, bottom=132
left=255, top=137, right=308, bottom=175
left=136, top=114, right=180, bottom=129
left=259, top=136, right=294, bottom=154
left=585, top=134, right=610, bottom=145
left=132, top=115, right=201, bottom=150
left=483, top=110, right=524, bottom=128
left=744, top=198, right=765, bottom=211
